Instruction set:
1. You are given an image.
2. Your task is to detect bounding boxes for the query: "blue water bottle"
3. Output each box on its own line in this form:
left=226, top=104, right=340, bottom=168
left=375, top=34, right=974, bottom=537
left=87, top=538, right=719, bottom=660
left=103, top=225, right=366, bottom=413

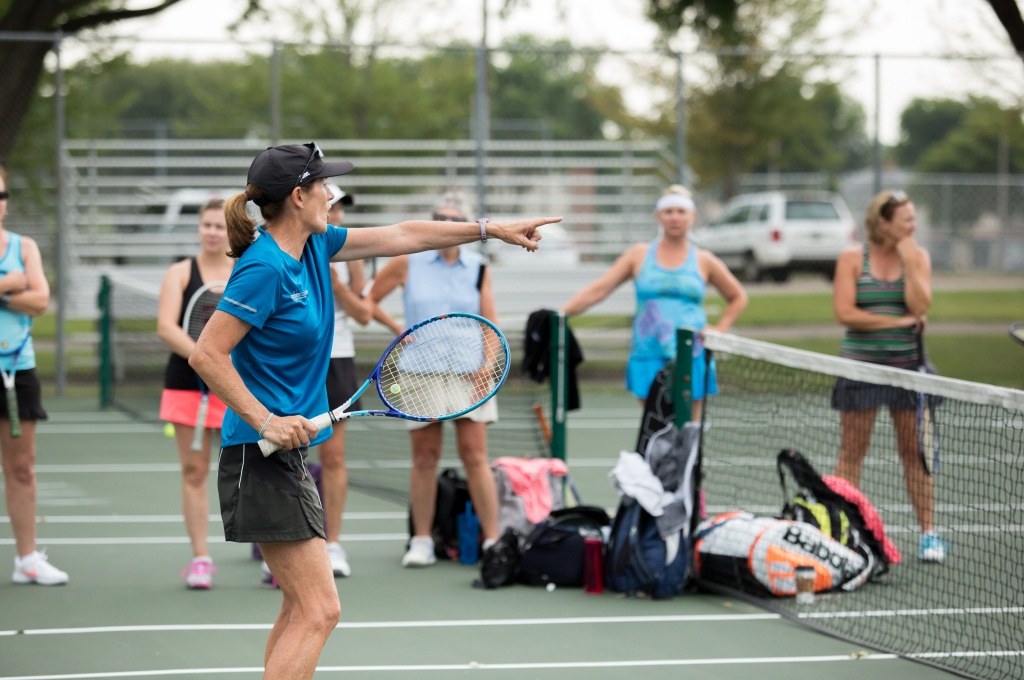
left=457, top=501, right=480, bottom=565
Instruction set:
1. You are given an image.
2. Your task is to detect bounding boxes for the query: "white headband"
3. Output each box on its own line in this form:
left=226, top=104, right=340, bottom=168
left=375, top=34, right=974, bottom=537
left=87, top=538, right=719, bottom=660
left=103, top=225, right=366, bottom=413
left=656, top=194, right=696, bottom=212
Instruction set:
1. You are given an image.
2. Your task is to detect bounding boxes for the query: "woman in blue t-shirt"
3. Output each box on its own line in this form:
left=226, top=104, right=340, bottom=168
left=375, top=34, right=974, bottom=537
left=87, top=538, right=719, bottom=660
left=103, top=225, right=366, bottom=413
left=560, top=185, right=748, bottom=421
left=189, top=143, right=559, bottom=680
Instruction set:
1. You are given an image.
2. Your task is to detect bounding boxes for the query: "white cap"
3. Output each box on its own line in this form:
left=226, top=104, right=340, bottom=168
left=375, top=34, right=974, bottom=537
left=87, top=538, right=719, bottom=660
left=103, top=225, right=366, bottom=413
left=327, top=184, right=353, bottom=207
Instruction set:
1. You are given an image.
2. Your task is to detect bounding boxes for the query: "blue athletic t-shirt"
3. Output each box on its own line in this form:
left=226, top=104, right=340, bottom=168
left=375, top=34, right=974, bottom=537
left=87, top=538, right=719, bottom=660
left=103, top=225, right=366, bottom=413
left=217, top=224, right=348, bottom=447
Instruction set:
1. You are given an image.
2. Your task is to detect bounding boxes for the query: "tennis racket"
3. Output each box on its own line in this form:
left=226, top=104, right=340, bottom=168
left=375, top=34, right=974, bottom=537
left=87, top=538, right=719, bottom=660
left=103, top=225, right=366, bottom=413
left=183, top=281, right=226, bottom=452
left=0, top=320, right=33, bottom=438
left=916, top=333, right=939, bottom=476
left=1010, top=322, right=1024, bottom=347
left=259, top=312, right=510, bottom=456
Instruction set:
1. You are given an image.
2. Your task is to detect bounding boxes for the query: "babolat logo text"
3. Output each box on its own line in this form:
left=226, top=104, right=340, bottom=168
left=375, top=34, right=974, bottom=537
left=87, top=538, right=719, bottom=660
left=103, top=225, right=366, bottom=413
left=291, top=290, right=309, bottom=302
left=782, top=524, right=854, bottom=575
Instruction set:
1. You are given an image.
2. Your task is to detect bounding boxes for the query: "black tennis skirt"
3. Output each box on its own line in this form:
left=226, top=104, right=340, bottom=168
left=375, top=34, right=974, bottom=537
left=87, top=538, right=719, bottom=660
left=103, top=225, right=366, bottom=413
left=218, top=444, right=325, bottom=543
left=831, top=376, right=918, bottom=412
left=0, top=369, right=48, bottom=421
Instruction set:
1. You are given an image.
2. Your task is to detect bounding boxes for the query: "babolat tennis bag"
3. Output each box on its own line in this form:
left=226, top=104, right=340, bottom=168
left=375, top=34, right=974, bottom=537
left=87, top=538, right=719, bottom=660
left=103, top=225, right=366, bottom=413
left=517, top=506, right=610, bottom=587
left=694, top=511, right=875, bottom=596
left=777, top=449, right=900, bottom=570
left=604, top=498, right=690, bottom=599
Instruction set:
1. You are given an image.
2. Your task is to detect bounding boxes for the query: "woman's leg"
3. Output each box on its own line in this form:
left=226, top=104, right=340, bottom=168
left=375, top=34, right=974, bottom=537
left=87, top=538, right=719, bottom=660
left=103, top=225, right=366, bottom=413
left=174, top=424, right=210, bottom=558
left=409, top=423, right=443, bottom=537
left=1, top=420, right=39, bottom=558
left=260, top=539, right=340, bottom=680
left=833, top=408, right=877, bottom=489
left=318, top=422, right=348, bottom=543
left=453, top=419, right=498, bottom=541
left=891, top=408, right=934, bottom=533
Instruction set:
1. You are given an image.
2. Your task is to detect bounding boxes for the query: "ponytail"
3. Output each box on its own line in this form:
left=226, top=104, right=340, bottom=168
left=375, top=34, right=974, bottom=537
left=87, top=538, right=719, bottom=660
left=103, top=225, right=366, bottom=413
left=225, top=190, right=257, bottom=258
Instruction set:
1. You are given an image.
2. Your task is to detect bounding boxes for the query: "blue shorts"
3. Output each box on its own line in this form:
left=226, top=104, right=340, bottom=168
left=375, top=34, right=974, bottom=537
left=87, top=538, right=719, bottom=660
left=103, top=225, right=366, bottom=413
left=626, top=352, right=718, bottom=401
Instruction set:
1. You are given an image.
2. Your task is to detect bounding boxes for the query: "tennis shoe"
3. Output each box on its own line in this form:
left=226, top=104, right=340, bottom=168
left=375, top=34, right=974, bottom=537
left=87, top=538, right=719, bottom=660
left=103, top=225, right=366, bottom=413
left=327, top=542, right=352, bottom=577
left=181, top=557, right=216, bottom=590
left=259, top=561, right=280, bottom=589
left=12, top=550, right=69, bottom=585
left=919, top=532, right=946, bottom=563
left=402, top=536, right=437, bottom=568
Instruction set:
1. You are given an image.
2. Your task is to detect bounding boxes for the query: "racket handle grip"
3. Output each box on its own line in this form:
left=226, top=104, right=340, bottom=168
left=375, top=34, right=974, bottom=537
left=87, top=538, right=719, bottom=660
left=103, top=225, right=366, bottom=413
left=258, top=412, right=335, bottom=457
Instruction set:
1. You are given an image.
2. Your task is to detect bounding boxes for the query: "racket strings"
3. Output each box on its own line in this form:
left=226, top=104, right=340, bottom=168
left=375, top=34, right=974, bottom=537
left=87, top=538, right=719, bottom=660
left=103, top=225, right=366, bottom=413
left=185, top=291, right=222, bottom=341
left=379, top=318, right=508, bottom=418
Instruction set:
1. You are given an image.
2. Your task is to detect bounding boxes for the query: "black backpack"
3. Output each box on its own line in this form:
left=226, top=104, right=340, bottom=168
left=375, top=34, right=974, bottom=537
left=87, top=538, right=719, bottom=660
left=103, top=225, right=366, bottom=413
left=777, top=449, right=891, bottom=575
left=407, top=468, right=472, bottom=561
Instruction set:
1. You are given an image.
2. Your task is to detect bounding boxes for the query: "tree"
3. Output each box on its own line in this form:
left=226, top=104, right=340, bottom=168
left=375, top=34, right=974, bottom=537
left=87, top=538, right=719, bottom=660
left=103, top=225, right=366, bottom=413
left=894, top=98, right=970, bottom=168
left=984, top=0, right=1024, bottom=61
left=0, top=1, right=189, bottom=162
left=915, top=98, right=1024, bottom=174
left=641, top=0, right=864, bottom=195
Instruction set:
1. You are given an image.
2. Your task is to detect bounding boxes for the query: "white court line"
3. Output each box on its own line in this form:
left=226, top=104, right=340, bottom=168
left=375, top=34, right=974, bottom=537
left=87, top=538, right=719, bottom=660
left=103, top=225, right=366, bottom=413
left=0, top=534, right=407, bottom=546
left=801, top=607, right=1024, bottom=619
left=0, top=654, right=904, bottom=679
left=1, top=512, right=406, bottom=524
left=0, top=613, right=780, bottom=637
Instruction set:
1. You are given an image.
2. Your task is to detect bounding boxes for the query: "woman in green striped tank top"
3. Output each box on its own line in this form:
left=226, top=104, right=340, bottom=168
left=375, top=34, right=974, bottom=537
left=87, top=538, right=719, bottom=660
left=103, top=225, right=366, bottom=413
left=831, top=190, right=944, bottom=563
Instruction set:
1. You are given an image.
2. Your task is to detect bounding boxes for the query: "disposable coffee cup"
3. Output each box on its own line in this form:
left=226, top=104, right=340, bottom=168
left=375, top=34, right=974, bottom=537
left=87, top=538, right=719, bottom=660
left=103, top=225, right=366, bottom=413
left=795, top=566, right=815, bottom=605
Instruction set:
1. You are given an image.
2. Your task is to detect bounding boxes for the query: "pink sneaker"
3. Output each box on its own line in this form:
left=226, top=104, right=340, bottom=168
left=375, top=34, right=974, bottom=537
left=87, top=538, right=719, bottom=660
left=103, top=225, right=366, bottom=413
left=181, top=557, right=216, bottom=590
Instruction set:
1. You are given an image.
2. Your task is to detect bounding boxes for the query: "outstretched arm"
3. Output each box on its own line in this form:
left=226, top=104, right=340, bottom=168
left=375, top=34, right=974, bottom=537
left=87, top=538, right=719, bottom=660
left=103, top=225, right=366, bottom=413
left=341, top=217, right=560, bottom=261
left=560, top=244, right=643, bottom=316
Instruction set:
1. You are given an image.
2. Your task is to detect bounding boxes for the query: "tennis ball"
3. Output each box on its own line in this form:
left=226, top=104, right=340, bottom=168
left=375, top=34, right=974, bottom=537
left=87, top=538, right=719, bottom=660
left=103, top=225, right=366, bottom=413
left=390, top=384, right=401, bottom=394
left=164, top=422, right=175, bottom=438
left=545, top=582, right=556, bottom=592
left=468, top=662, right=480, bottom=669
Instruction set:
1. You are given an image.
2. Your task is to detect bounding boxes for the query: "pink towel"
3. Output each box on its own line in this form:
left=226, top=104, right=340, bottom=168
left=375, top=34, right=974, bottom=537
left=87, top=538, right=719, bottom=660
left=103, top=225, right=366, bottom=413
left=823, top=475, right=902, bottom=565
left=493, top=457, right=569, bottom=523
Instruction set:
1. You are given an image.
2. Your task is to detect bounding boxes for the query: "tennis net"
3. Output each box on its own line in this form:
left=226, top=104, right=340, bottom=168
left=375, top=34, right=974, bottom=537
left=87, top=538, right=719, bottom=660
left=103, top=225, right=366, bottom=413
left=698, top=330, right=1024, bottom=680
left=97, top=272, right=551, bottom=503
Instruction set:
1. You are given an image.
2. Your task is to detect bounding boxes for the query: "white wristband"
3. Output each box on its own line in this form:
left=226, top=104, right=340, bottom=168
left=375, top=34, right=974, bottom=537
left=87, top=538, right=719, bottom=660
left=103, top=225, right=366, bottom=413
left=478, top=218, right=489, bottom=243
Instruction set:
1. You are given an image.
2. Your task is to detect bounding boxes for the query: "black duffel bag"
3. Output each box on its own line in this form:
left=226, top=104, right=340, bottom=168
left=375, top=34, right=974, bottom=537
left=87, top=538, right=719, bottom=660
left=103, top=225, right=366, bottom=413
left=517, top=506, right=610, bottom=587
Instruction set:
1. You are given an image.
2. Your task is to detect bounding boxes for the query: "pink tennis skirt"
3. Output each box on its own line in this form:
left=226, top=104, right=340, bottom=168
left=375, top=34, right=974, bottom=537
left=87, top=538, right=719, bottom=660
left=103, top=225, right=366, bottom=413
left=159, top=388, right=228, bottom=428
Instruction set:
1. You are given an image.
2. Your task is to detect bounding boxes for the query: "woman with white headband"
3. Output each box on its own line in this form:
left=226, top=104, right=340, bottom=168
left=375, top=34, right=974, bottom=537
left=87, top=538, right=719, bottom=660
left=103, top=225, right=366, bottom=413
left=560, top=185, right=747, bottom=418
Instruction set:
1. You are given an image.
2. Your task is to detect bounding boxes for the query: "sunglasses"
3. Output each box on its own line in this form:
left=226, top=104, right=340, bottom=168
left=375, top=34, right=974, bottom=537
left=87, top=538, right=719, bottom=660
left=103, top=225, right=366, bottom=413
left=0, top=192, right=8, bottom=200
left=432, top=213, right=466, bottom=222
left=297, top=142, right=323, bottom=186
left=880, top=190, right=909, bottom=218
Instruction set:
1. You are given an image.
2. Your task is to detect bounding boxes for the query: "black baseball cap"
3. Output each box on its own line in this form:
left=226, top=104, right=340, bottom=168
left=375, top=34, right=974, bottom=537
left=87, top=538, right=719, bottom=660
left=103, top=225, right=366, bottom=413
left=247, top=142, right=354, bottom=206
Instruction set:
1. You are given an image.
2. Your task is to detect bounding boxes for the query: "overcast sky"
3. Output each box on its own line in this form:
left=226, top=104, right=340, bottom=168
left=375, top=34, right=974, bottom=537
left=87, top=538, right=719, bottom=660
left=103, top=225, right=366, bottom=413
left=112, top=0, right=1021, bottom=145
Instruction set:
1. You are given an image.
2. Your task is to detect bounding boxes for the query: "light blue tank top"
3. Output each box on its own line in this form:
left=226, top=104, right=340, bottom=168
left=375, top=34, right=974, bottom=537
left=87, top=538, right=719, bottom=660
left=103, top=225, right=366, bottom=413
left=630, top=239, right=706, bottom=361
left=402, top=249, right=484, bottom=324
left=400, top=249, right=485, bottom=374
left=0, top=234, right=34, bottom=372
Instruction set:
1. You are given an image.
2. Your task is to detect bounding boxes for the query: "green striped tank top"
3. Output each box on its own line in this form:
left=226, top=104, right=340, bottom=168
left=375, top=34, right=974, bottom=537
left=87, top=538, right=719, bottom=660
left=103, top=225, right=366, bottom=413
left=839, top=244, right=917, bottom=369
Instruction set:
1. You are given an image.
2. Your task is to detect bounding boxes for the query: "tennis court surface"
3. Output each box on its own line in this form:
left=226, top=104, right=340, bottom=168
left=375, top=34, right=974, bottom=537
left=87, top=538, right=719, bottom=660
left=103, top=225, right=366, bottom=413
left=0, top=394, right=983, bottom=679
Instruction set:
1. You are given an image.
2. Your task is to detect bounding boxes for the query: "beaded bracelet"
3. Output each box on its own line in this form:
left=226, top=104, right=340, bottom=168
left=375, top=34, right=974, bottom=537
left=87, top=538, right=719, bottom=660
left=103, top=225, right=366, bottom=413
left=258, top=413, right=273, bottom=438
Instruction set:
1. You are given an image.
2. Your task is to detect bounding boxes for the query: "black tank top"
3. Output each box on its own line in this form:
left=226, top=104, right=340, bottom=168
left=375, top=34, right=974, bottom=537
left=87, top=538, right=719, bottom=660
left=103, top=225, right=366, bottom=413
left=163, top=259, right=204, bottom=390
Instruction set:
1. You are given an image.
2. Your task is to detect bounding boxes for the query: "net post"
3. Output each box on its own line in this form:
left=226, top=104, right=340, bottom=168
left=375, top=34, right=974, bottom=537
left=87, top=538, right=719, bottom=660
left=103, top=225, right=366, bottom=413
left=549, top=311, right=568, bottom=461
left=97, top=275, right=112, bottom=409
left=673, top=327, right=694, bottom=426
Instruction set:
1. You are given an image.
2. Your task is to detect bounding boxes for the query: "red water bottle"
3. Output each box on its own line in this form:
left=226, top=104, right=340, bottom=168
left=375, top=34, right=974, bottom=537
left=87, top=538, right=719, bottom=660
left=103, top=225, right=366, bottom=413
left=583, top=536, right=604, bottom=594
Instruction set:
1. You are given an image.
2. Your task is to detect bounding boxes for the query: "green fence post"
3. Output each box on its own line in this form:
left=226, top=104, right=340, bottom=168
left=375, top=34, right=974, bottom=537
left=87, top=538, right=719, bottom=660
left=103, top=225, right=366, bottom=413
left=549, top=311, right=568, bottom=461
left=98, top=275, right=111, bottom=409
left=673, top=327, right=694, bottom=427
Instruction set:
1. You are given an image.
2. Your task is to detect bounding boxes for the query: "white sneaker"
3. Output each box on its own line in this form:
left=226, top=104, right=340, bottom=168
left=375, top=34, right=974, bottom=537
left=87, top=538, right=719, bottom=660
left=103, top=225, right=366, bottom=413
left=327, top=542, right=352, bottom=577
left=13, top=551, right=69, bottom=585
left=259, top=561, right=279, bottom=589
left=402, top=536, right=437, bottom=568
